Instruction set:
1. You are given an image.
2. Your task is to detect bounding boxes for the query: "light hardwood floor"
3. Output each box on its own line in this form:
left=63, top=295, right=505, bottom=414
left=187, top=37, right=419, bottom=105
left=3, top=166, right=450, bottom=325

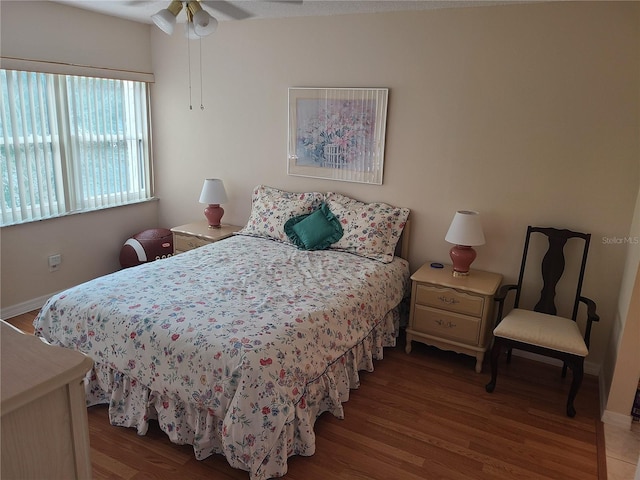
left=605, top=422, right=640, bottom=480
left=7, top=311, right=606, bottom=479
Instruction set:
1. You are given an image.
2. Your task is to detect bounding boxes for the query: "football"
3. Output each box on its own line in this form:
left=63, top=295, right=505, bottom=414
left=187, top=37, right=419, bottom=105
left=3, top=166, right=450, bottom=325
left=119, top=228, right=174, bottom=268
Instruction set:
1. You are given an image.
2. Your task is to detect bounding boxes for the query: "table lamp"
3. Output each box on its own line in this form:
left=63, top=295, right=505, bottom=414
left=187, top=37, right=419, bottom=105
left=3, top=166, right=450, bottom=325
left=199, top=178, right=228, bottom=228
left=445, top=210, right=485, bottom=277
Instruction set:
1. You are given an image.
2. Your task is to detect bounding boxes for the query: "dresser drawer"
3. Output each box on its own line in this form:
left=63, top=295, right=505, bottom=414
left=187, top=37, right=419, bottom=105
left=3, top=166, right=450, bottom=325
left=412, top=305, right=480, bottom=344
left=414, top=284, right=484, bottom=317
left=174, top=234, right=211, bottom=252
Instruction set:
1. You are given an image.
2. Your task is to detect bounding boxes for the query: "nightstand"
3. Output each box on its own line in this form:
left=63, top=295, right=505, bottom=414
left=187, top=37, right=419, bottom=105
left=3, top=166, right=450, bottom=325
left=171, top=221, right=241, bottom=254
left=406, top=263, right=502, bottom=373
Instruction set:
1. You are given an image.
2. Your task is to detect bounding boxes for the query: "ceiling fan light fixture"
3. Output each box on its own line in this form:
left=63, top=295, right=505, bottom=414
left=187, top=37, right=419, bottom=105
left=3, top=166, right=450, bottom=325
left=186, top=1, right=217, bottom=37
left=152, top=0, right=183, bottom=35
left=193, top=10, right=218, bottom=36
left=184, top=22, right=200, bottom=40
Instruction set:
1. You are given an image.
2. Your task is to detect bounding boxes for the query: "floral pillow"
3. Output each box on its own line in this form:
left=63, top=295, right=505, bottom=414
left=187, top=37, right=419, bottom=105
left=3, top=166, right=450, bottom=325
left=237, top=185, right=324, bottom=244
left=325, top=192, right=410, bottom=263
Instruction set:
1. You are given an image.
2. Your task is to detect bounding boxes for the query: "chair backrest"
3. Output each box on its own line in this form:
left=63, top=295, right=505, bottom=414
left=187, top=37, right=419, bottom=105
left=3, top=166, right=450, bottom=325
left=514, top=226, right=591, bottom=320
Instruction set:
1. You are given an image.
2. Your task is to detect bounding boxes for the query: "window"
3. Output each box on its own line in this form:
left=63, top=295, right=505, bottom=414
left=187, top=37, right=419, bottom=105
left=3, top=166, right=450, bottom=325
left=0, top=69, right=152, bottom=227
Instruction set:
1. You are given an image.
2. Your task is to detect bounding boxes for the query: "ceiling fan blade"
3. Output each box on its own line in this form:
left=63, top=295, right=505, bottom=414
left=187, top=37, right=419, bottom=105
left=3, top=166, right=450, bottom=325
left=122, top=1, right=156, bottom=5
left=200, top=1, right=254, bottom=20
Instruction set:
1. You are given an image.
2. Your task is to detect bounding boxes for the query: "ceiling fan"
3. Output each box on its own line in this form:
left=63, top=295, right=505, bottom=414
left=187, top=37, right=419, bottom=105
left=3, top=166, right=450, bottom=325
left=146, top=0, right=301, bottom=38
left=150, top=1, right=242, bottom=37
left=141, top=0, right=300, bottom=108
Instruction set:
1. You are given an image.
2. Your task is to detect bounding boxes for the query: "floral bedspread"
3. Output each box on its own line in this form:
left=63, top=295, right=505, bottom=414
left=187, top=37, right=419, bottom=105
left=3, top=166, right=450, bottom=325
left=34, top=235, right=409, bottom=479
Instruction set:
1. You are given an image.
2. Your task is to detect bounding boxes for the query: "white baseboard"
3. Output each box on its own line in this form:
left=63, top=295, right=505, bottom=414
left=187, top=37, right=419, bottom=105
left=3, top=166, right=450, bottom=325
left=601, top=409, right=633, bottom=429
left=511, top=349, right=600, bottom=376
left=0, top=293, right=57, bottom=320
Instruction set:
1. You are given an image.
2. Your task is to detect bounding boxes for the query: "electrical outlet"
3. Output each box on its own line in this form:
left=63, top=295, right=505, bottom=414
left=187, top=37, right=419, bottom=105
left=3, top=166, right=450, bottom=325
left=48, top=254, right=62, bottom=272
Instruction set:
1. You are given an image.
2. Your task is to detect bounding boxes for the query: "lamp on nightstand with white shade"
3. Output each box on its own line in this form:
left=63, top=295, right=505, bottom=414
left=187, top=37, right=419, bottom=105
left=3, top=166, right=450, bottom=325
left=445, top=210, right=485, bottom=277
left=199, top=178, right=228, bottom=228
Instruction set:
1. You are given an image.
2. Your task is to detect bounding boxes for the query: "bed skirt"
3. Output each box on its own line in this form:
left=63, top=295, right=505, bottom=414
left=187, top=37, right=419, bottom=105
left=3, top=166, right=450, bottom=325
left=84, top=307, right=400, bottom=480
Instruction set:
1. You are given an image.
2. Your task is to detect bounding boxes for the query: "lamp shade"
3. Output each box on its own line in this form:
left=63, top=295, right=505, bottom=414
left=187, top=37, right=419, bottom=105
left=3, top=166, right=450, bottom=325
left=193, top=10, right=218, bottom=36
left=185, top=1, right=218, bottom=37
left=199, top=179, right=228, bottom=205
left=445, top=210, right=485, bottom=276
left=445, top=210, right=485, bottom=246
left=151, top=0, right=183, bottom=35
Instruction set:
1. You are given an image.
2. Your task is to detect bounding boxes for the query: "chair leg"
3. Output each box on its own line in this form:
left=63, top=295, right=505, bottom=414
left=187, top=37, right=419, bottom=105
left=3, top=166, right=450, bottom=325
left=506, top=347, right=512, bottom=364
left=561, top=362, right=568, bottom=378
left=566, top=359, right=584, bottom=418
left=485, top=339, right=502, bottom=393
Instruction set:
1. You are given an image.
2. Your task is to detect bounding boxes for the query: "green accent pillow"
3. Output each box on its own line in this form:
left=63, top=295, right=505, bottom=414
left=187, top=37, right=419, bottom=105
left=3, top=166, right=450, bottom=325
left=284, top=203, right=344, bottom=250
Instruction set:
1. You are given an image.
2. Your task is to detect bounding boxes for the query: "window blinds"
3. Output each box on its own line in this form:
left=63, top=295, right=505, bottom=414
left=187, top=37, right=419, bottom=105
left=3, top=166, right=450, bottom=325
left=0, top=69, right=152, bottom=226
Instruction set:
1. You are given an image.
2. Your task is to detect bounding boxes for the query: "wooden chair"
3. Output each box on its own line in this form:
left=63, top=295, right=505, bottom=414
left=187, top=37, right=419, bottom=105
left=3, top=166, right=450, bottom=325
left=485, top=226, right=599, bottom=417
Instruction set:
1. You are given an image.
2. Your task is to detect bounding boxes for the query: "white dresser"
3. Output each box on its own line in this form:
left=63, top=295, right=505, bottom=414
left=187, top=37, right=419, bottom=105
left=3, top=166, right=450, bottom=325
left=1, top=321, right=94, bottom=479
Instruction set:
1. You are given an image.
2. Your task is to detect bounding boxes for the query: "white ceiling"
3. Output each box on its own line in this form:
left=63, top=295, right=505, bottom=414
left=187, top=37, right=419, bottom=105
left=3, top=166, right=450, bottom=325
left=50, top=0, right=518, bottom=24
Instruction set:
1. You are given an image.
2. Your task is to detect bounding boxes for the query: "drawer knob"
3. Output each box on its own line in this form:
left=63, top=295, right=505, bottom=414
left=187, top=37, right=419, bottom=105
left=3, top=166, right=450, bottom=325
left=438, top=295, right=459, bottom=305
left=435, top=319, right=457, bottom=328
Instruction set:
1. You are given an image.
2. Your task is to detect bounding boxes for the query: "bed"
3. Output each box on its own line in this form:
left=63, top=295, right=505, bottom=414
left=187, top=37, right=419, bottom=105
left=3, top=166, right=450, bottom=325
left=34, top=186, right=411, bottom=480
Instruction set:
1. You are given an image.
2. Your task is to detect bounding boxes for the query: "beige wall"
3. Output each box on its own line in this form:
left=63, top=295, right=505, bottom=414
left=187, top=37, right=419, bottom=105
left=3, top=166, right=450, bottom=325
left=604, top=2, right=640, bottom=420
left=603, top=263, right=640, bottom=425
left=0, top=1, right=152, bottom=74
left=0, top=1, right=159, bottom=315
left=601, top=124, right=640, bottom=423
left=0, top=202, right=159, bottom=316
left=151, top=2, right=639, bottom=373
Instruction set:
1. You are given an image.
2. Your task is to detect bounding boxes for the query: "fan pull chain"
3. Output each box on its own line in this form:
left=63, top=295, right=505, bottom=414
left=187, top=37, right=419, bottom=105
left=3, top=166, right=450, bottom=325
left=187, top=24, right=193, bottom=110
left=199, top=37, right=204, bottom=110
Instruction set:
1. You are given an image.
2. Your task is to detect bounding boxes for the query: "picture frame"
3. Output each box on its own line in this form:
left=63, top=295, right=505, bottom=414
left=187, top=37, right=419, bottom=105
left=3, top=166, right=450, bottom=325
left=287, top=87, right=388, bottom=185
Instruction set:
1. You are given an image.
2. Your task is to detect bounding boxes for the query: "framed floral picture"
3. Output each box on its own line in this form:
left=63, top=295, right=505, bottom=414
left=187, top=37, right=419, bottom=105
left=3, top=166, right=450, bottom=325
left=287, top=87, right=388, bottom=185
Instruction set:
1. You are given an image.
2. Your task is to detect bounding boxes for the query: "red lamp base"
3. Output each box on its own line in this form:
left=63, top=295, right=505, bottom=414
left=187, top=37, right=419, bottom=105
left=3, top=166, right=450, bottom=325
left=203, top=204, right=224, bottom=228
left=449, top=245, right=477, bottom=277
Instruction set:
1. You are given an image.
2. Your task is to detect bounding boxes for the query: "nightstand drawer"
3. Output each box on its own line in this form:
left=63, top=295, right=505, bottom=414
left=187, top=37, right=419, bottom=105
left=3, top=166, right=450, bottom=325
left=174, top=234, right=210, bottom=252
left=412, top=305, right=480, bottom=344
left=415, top=284, right=484, bottom=317
left=171, top=224, right=241, bottom=254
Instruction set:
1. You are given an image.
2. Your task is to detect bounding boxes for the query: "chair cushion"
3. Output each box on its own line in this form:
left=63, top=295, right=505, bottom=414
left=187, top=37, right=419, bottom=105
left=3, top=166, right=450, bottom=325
left=493, top=308, right=588, bottom=356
